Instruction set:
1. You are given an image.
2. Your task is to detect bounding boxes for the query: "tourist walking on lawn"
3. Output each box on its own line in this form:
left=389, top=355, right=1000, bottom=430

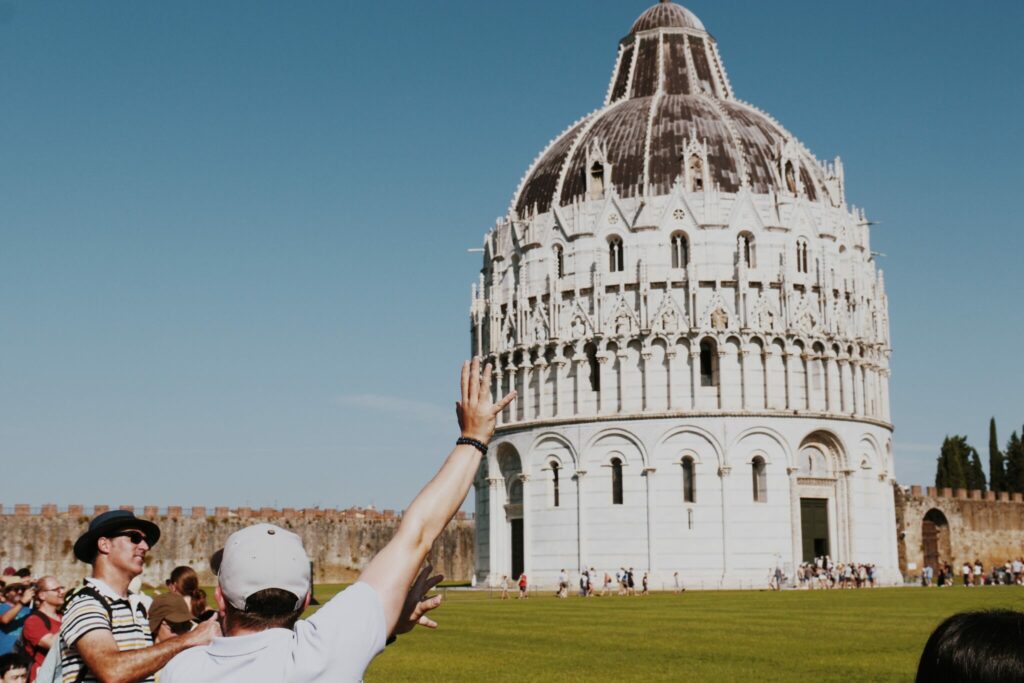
left=161, top=357, right=516, bottom=682
left=499, top=576, right=509, bottom=600
left=641, top=573, right=649, bottom=596
left=517, top=572, right=528, bottom=599
left=962, top=562, right=972, bottom=586
left=601, top=572, right=611, bottom=596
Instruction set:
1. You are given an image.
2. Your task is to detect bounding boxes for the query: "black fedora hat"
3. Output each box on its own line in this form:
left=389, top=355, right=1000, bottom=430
left=73, top=510, right=161, bottom=563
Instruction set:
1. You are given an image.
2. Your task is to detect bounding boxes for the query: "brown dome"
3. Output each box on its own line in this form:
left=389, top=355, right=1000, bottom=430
left=511, top=3, right=827, bottom=218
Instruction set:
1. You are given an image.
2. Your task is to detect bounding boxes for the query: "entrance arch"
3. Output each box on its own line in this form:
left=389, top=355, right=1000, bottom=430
left=922, top=508, right=950, bottom=572
left=497, top=444, right=524, bottom=579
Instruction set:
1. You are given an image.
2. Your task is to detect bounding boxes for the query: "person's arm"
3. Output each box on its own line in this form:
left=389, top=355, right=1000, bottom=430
left=0, top=589, right=32, bottom=625
left=74, top=618, right=220, bottom=683
left=359, top=358, right=514, bottom=635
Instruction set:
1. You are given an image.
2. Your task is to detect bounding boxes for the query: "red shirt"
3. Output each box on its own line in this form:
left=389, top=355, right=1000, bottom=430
left=22, top=610, right=61, bottom=680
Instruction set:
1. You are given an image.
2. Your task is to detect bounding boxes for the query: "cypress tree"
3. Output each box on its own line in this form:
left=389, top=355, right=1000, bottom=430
left=989, top=418, right=1006, bottom=492
left=936, top=436, right=970, bottom=489
left=966, top=446, right=986, bottom=491
left=1006, top=431, right=1024, bottom=494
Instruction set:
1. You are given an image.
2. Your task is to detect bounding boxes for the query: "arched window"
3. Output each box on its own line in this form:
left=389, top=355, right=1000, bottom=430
left=681, top=456, right=696, bottom=503
left=551, top=461, right=560, bottom=507
left=590, top=162, right=605, bottom=200
left=752, top=456, right=767, bottom=502
left=688, top=155, right=704, bottom=192
left=784, top=161, right=797, bottom=194
left=611, top=457, right=624, bottom=505
left=608, top=236, right=624, bottom=273
left=553, top=244, right=564, bottom=279
left=796, top=239, right=809, bottom=274
left=699, top=338, right=717, bottom=387
left=738, top=232, right=755, bottom=268
left=670, top=232, right=688, bottom=269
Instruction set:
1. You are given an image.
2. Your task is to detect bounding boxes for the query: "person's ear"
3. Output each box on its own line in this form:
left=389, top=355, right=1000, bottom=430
left=214, top=585, right=226, bottom=612
left=96, top=537, right=112, bottom=557
left=303, top=592, right=311, bottom=610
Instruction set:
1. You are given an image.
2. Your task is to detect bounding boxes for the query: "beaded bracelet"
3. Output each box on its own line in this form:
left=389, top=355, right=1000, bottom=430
left=456, top=437, right=488, bottom=455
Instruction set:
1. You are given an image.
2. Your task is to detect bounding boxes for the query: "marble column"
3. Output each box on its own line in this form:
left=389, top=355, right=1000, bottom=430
left=718, top=465, right=732, bottom=585
left=574, top=469, right=587, bottom=571
left=519, top=473, right=532, bottom=577
left=487, top=477, right=504, bottom=586
left=788, top=467, right=802, bottom=571
left=643, top=466, right=657, bottom=571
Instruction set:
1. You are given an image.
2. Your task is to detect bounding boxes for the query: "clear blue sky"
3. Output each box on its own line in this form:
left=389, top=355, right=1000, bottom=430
left=1, top=1, right=1022, bottom=510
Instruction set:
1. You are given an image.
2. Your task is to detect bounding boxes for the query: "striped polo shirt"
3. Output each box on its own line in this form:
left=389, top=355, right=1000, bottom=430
left=60, top=578, right=154, bottom=683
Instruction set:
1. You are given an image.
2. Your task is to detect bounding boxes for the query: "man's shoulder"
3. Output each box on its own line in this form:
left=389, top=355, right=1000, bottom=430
left=163, top=643, right=212, bottom=678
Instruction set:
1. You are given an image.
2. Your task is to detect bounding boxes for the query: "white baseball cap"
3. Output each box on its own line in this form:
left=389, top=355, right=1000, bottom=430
left=213, top=523, right=311, bottom=611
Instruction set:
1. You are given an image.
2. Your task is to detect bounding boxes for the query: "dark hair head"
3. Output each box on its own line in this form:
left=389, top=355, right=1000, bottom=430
left=168, top=566, right=206, bottom=610
left=916, top=610, right=1024, bottom=683
left=0, top=653, right=29, bottom=676
left=224, top=588, right=303, bottom=632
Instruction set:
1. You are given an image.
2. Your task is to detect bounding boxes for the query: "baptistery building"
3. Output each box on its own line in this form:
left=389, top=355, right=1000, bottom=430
left=470, top=1, right=897, bottom=588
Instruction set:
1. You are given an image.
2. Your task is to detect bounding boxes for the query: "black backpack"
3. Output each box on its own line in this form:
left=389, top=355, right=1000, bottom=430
left=13, top=609, right=52, bottom=660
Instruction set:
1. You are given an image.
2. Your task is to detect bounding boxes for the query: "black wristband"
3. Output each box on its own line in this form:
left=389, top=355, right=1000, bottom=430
left=456, top=437, right=488, bottom=455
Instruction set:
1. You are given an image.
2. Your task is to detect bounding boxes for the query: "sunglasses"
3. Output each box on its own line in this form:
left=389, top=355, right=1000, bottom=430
left=108, top=530, right=149, bottom=545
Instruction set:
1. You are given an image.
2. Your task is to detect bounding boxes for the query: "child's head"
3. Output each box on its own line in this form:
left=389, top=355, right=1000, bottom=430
left=0, top=654, right=28, bottom=683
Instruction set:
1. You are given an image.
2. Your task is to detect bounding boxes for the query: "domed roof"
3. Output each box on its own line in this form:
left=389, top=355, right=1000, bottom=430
left=629, top=0, right=705, bottom=35
left=512, top=3, right=828, bottom=219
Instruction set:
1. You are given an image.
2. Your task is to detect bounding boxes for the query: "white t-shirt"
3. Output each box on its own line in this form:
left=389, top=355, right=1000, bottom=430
left=162, top=582, right=386, bottom=683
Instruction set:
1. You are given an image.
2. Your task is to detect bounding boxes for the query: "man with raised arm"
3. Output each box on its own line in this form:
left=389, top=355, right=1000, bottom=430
left=162, top=358, right=515, bottom=682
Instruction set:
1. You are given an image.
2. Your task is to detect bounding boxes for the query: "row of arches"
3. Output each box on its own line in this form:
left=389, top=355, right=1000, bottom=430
left=493, top=334, right=890, bottom=424
left=490, top=425, right=891, bottom=483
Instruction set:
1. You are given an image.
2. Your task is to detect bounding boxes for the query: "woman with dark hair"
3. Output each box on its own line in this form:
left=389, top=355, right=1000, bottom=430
left=166, top=567, right=202, bottom=613
left=916, top=610, right=1024, bottom=682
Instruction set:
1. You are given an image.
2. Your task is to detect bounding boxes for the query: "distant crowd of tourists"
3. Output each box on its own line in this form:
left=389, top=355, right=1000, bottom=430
left=498, top=566, right=689, bottom=599
left=922, top=558, right=1024, bottom=587
left=792, top=556, right=879, bottom=589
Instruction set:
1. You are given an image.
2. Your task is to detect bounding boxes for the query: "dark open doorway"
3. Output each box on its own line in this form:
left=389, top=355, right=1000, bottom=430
left=511, top=518, right=524, bottom=579
left=800, top=498, right=830, bottom=562
left=922, top=508, right=950, bottom=571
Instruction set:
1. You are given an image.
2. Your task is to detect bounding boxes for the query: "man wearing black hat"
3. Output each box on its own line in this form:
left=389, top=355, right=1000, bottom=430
left=59, top=510, right=220, bottom=683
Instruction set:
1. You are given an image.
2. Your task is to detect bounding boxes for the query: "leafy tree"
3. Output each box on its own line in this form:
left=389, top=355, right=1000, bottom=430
left=989, top=418, right=1006, bottom=492
left=1006, top=430, right=1024, bottom=494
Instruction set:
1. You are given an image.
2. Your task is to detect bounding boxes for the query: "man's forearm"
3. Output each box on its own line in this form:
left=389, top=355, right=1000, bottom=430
left=398, top=444, right=482, bottom=559
left=81, top=638, right=194, bottom=683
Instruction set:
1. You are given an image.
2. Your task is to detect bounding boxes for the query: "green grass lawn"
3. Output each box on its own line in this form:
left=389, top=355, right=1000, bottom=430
left=294, top=585, right=1021, bottom=682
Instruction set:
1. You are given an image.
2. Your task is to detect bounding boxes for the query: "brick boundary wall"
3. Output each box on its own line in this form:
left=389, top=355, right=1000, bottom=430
left=0, top=505, right=475, bottom=588
left=896, top=485, right=1024, bottom=578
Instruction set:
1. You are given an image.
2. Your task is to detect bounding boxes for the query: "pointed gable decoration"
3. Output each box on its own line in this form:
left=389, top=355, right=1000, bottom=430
left=528, top=303, right=550, bottom=344
left=651, top=291, right=689, bottom=334
left=604, top=292, right=641, bottom=338
left=749, top=291, right=780, bottom=333
left=500, top=307, right=518, bottom=351
left=788, top=291, right=818, bottom=335
left=565, top=298, right=594, bottom=340
left=699, top=290, right=735, bottom=332
left=594, top=194, right=630, bottom=235
left=656, top=176, right=701, bottom=233
left=726, top=186, right=765, bottom=233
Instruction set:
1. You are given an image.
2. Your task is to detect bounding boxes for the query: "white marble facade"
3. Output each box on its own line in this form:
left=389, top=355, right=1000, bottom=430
left=470, top=2, right=897, bottom=589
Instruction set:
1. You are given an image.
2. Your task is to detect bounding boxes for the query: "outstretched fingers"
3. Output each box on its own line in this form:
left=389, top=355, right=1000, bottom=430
left=460, top=361, right=471, bottom=405
left=494, top=389, right=517, bottom=416
left=468, top=357, right=480, bottom=405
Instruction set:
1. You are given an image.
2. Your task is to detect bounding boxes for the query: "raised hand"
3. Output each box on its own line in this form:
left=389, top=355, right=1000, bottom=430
left=456, top=357, right=516, bottom=444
